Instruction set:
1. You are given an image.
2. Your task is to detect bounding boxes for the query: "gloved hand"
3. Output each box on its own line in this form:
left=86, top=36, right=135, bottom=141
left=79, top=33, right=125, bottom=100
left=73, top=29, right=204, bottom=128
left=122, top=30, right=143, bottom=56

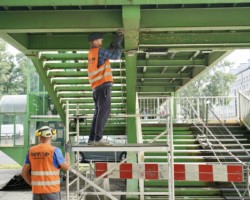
left=115, top=29, right=124, bottom=44
left=116, top=29, right=124, bottom=36
left=64, top=141, right=72, bottom=153
left=108, top=29, right=124, bottom=49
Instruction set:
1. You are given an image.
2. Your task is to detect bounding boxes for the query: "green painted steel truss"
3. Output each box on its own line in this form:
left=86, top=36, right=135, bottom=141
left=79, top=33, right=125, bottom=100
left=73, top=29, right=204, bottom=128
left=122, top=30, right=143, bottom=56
left=1, top=1, right=250, bottom=123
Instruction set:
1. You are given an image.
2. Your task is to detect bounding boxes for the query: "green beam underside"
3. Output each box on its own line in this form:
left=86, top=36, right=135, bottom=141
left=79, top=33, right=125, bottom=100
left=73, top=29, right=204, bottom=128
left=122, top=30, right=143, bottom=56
left=1, top=0, right=250, bottom=6
left=67, top=104, right=126, bottom=109
left=60, top=98, right=124, bottom=104
left=0, top=10, right=121, bottom=33
left=140, top=32, right=250, bottom=45
left=58, top=92, right=126, bottom=98
left=30, top=57, right=66, bottom=124
left=137, top=59, right=206, bottom=66
left=52, top=78, right=125, bottom=84
left=7, top=31, right=250, bottom=51
left=141, top=8, right=250, bottom=31
left=69, top=109, right=125, bottom=114
left=28, top=31, right=250, bottom=50
left=122, top=6, right=140, bottom=50
left=1, top=8, right=250, bottom=34
left=137, top=82, right=180, bottom=87
left=44, top=62, right=125, bottom=69
left=41, top=53, right=88, bottom=61
left=137, top=73, right=191, bottom=79
left=48, top=71, right=124, bottom=77
left=54, top=85, right=126, bottom=91
left=138, top=86, right=176, bottom=92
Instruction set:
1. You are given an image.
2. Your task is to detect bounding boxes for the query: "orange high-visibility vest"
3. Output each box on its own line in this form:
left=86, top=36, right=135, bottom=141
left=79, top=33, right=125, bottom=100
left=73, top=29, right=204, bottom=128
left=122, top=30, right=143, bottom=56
left=29, top=143, right=60, bottom=194
left=88, top=48, right=113, bottom=89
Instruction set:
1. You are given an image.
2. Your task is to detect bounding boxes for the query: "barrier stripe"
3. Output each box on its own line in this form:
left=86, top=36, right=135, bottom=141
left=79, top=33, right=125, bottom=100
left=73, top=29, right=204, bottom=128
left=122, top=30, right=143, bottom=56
left=95, top=163, right=243, bottom=182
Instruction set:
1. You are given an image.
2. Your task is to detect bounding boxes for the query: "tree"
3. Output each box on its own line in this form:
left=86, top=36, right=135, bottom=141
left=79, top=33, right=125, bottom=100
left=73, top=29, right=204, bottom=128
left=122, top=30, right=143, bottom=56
left=0, top=39, right=36, bottom=96
left=177, top=60, right=236, bottom=119
left=179, top=60, right=236, bottom=97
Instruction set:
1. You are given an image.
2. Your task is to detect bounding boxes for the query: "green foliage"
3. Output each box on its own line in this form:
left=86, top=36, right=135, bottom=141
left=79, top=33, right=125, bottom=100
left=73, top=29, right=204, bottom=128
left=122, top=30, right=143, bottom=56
left=0, top=39, right=36, bottom=96
left=179, top=60, right=236, bottom=97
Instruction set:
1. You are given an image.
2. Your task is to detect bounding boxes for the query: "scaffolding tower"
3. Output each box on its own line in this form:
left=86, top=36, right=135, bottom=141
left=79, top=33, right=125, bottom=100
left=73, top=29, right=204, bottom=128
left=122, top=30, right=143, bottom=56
left=65, top=96, right=175, bottom=200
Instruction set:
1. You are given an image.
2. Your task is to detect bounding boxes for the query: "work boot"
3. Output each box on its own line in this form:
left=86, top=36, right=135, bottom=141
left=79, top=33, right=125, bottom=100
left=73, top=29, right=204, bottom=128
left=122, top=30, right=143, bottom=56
left=95, top=139, right=112, bottom=146
left=87, top=140, right=95, bottom=145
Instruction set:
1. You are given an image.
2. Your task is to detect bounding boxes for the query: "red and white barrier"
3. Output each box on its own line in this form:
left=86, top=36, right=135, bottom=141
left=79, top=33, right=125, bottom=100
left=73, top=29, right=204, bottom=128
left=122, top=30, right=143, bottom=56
left=95, top=163, right=243, bottom=182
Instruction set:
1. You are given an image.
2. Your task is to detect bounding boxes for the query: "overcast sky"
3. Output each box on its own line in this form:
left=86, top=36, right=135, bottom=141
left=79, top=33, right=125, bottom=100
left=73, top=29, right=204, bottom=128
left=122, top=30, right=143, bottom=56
left=224, top=49, right=250, bottom=68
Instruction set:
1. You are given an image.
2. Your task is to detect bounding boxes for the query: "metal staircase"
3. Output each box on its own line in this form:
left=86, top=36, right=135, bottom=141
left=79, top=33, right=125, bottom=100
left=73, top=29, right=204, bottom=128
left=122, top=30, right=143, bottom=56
left=192, top=124, right=250, bottom=199
left=34, top=51, right=127, bottom=136
left=142, top=124, right=226, bottom=200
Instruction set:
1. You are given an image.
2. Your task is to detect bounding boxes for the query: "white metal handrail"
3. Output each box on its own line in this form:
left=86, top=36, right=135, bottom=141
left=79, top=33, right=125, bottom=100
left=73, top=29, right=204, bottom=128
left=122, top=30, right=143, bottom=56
left=239, top=91, right=250, bottom=130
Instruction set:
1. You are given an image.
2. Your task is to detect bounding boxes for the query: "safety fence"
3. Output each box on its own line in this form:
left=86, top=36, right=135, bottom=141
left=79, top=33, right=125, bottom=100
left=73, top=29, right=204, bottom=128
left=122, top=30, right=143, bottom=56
left=138, top=96, right=239, bottom=124
left=95, top=162, right=243, bottom=183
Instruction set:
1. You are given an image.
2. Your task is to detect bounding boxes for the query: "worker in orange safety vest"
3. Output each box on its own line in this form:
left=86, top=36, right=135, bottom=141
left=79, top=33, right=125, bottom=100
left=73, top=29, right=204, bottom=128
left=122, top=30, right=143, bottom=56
left=22, top=126, right=71, bottom=200
left=87, top=30, right=123, bottom=146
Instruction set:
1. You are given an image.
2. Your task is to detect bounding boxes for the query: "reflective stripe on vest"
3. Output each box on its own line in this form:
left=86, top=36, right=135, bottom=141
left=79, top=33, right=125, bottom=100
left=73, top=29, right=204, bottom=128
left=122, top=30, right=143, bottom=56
left=88, top=48, right=113, bottom=89
left=88, top=65, right=111, bottom=77
left=31, top=171, right=60, bottom=176
left=89, top=71, right=112, bottom=84
left=31, top=180, right=60, bottom=186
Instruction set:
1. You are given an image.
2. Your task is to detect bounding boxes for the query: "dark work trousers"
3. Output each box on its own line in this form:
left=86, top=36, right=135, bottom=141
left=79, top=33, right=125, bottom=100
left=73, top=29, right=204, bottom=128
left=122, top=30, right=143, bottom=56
left=89, top=86, right=111, bottom=141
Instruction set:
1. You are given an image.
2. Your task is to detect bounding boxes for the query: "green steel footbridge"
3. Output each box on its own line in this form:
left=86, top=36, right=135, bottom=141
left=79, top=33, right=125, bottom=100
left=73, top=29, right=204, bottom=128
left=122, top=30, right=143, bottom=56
left=1, top=1, right=250, bottom=199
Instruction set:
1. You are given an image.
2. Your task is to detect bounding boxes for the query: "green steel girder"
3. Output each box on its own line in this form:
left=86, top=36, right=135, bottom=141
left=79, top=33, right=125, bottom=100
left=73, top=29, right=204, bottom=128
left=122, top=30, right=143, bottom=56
left=41, top=53, right=88, bottom=61
left=47, top=70, right=124, bottom=77
left=140, top=8, right=250, bottom=31
left=137, top=86, right=179, bottom=93
left=51, top=78, right=126, bottom=84
left=67, top=104, right=126, bottom=109
left=54, top=85, right=126, bottom=91
left=139, top=32, right=250, bottom=46
left=44, top=62, right=125, bottom=69
left=30, top=56, right=66, bottom=124
left=69, top=109, right=126, bottom=115
left=124, top=52, right=138, bottom=199
left=1, top=0, right=250, bottom=6
left=6, top=31, right=250, bottom=51
left=5, top=31, right=250, bottom=50
left=0, top=10, right=121, bottom=33
left=137, top=59, right=206, bottom=67
left=57, top=92, right=126, bottom=98
left=1, top=8, right=250, bottom=34
left=60, top=98, right=125, bottom=104
left=137, top=73, right=191, bottom=79
left=137, top=82, right=181, bottom=87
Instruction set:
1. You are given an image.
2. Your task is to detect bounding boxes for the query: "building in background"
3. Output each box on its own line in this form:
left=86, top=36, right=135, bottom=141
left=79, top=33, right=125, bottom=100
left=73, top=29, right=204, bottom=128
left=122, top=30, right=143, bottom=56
left=230, top=59, right=250, bottom=96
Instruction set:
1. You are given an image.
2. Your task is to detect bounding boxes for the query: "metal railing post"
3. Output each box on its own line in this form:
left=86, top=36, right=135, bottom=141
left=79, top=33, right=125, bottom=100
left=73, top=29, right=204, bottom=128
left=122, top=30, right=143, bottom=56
left=66, top=101, right=70, bottom=200
left=168, top=97, right=175, bottom=200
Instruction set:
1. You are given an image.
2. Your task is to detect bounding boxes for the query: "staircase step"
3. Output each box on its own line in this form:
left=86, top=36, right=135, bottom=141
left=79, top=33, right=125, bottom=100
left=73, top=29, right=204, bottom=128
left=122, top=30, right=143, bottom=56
left=145, top=187, right=222, bottom=196
left=144, top=180, right=215, bottom=187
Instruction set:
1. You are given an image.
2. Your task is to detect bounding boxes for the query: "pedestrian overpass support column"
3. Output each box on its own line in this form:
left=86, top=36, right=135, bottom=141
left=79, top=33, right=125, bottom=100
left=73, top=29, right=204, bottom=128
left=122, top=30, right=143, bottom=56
left=125, top=52, right=138, bottom=199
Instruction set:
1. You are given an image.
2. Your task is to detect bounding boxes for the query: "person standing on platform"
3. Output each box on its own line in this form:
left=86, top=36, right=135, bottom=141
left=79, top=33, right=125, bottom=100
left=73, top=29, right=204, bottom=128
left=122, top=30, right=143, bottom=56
left=87, top=30, right=123, bottom=146
left=22, top=126, right=71, bottom=200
